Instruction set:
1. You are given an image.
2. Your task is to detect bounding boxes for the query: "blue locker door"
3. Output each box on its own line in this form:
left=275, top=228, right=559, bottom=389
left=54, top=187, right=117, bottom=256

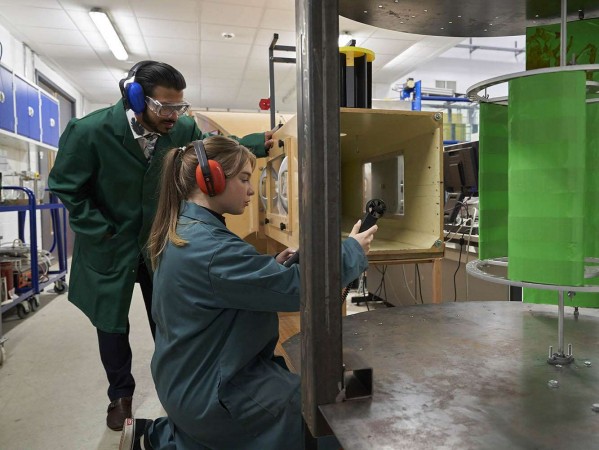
left=15, top=76, right=30, bottom=138
left=27, top=84, right=41, bottom=141
left=15, top=77, right=41, bottom=140
left=0, top=65, right=15, bottom=132
left=41, top=93, right=59, bottom=147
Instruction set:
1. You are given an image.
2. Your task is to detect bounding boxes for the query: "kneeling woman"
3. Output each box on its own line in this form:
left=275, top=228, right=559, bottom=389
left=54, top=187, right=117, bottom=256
left=121, top=136, right=377, bottom=449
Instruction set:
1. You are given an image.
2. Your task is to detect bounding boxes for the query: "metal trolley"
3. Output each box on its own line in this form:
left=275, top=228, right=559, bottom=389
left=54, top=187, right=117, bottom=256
left=0, top=186, right=68, bottom=365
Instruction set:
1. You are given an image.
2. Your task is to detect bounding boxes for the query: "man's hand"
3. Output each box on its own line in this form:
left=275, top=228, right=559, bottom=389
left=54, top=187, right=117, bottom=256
left=265, top=124, right=282, bottom=151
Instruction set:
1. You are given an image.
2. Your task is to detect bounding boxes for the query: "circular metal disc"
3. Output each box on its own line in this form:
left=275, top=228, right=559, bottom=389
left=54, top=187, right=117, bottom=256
left=283, top=302, right=599, bottom=449
left=340, top=0, right=599, bottom=37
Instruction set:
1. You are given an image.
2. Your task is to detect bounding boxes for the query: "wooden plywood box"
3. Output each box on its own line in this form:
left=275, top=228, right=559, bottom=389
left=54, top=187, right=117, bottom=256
left=262, top=108, right=445, bottom=262
left=194, top=111, right=293, bottom=240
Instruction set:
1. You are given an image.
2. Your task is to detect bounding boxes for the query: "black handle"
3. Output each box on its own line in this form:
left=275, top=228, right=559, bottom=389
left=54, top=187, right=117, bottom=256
left=359, top=198, right=386, bottom=232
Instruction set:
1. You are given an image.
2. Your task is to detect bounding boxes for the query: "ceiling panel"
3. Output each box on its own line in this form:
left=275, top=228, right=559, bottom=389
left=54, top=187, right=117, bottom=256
left=35, top=43, right=98, bottom=59
left=0, top=6, right=77, bottom=29
left=0, top=0, right=62, bottom=8
left=144, top=37, right=199, bottom=55
left=200, top=2, right=264, bottom=28
left=260, top=8, right=295, bottom=30
left=202, top=77, right=243, bottom=89
left=201, top=40, right=251, bottom=59
left=201, top=23, right=256, bottom=45
left=16, top=27, right=88, bottom=46
left=131, top=0, right=200, bottom=21
left=137, top=18, right=199, bottom=39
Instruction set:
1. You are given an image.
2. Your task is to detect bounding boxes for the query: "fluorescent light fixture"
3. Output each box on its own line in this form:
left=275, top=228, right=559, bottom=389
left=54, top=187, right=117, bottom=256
left=89, top=8, right=128, bottom=61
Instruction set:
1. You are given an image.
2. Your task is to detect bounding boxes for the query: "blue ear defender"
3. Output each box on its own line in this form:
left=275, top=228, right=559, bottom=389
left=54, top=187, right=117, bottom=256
left=119, top=60, right=153, bottom=113
left=125, top=82, right=146, bottom=114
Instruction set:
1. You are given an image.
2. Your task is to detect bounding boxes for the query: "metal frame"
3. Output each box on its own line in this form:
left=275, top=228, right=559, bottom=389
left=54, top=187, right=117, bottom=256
left=466, top=64, right=599, bottom=103
left=268, top=34, right=296, bottom=130
left=467, top=258, right=599, bottom=366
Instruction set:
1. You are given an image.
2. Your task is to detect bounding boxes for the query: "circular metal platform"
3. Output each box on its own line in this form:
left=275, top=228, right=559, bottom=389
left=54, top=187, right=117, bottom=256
left=340, top=0, right=599, bottom=37
left=283, top=301, right=599, bottom=449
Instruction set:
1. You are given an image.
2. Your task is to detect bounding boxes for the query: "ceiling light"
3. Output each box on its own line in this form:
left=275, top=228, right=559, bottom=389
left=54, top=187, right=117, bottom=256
left=221, top=32, right=235, bottom=40
left=89, top=8, right=128, bottom=61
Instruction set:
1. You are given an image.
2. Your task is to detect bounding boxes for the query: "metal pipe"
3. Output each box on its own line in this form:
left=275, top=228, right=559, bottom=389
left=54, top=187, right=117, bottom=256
left=413, top=80, right=422, bottom=111
left=456, top=43, right=525, bottom=56
left=558, top=290, right=565, bottom=354
left=269, top=34, right=277, bottom=129
left=272, top=57, right=296, bottom=64
left=561, top=0, right=568, bottom=66
left=421, top=96, right=471, bottom=102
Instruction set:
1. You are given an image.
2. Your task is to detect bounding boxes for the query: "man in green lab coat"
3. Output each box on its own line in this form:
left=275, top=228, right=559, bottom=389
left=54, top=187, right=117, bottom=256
left=48, top=61, right=271, bottom=431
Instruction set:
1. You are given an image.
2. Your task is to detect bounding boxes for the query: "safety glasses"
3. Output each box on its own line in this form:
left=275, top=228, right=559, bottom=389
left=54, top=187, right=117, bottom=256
left=145, top=96, right=191, bottom=117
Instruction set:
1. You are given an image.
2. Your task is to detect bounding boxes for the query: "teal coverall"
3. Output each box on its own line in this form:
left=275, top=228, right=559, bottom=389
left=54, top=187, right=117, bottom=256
left=148, top=202, right=368, bottom=449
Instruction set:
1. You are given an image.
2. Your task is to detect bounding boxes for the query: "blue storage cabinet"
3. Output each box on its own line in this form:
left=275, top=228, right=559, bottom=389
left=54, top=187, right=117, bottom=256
left=0, top=64, right=15, bottom=133
left=15, top=75, right=41, bottom=141
left=40, top=91, right=59, bottom=147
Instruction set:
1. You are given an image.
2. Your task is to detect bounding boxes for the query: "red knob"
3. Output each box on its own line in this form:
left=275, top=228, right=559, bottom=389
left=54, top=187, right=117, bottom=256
left=259, top=98, right=271, bottom=110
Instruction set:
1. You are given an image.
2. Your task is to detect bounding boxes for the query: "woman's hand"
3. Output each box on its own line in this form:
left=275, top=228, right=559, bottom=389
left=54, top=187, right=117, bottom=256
left=276, top=248, right=297, bottom=264
left=348, top=220, right=378, bottom=255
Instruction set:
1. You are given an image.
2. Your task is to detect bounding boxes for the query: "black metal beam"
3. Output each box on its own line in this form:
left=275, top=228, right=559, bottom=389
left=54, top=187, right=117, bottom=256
left=269, top=34, right=297, bottom=129
left=269, top=34, right=277, bottom=129
left=295, top=0, right=341, bottom=438
left=272, top=57, right=297, bottom=64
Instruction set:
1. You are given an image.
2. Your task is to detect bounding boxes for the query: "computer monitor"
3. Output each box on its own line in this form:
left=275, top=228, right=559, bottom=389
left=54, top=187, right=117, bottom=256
left=443, top=141, right=479, bottom=196
left=443, top=141, right=479, bottom=224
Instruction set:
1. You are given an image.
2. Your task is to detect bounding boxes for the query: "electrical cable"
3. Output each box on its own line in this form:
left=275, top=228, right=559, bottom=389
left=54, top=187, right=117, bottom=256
left=361, top=273, right=370, bottom=311
left=415, top=264, right=424, bottom=303
left=402, top=265, right=417, bottom=303
left=453, top=235, right=465, bottom=302
left=373, top=265, right=391, bottom=306
left=49, top=208, right=59, bottom=253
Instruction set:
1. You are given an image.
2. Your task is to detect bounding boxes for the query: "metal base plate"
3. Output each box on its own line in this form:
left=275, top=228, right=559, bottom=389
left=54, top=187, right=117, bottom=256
left=283, top=301, right=599, bottom=449
left=340, top=0, right=599, bottom=37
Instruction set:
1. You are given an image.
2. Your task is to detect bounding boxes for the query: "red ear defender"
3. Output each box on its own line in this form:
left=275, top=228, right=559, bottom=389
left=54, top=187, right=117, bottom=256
left=193, top=140, right=226, bottom=196
left=195, top=160, right=226, bottom=196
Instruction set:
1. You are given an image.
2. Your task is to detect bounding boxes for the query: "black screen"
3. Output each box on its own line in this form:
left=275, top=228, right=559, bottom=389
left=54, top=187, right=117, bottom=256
left=443, top=141, right=479, bottom=195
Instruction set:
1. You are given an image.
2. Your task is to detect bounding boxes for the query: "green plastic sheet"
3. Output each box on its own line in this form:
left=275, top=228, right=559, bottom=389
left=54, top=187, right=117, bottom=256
left=478, top=71, right=599, bottom=306
left=508, top=71, right=587, bottom=286
left=478, top=103, right=508, bottom=261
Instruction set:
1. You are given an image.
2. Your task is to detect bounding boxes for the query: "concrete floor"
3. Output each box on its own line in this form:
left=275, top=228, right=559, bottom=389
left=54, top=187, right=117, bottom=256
left=0, top=270, right=380, bottom=450
left=0, top=281, right=163, bottom=450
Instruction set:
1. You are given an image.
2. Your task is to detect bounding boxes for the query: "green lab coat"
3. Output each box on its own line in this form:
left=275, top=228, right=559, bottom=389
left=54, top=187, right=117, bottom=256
left=48, top=100, right=267, bottom=333
left=149, top=202, right=368, bottom=449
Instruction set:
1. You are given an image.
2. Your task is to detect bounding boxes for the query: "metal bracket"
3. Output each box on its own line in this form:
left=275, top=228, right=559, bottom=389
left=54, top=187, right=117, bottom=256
left=338, top=351, right=373, bottom=402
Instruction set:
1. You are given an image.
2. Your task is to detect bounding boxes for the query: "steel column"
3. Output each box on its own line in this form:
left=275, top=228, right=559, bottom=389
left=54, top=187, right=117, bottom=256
left=295, top=0, right=342, bottom=438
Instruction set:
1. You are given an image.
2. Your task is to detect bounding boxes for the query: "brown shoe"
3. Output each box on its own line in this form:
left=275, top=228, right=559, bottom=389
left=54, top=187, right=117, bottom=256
left=107, top=396, right=133, bottom=431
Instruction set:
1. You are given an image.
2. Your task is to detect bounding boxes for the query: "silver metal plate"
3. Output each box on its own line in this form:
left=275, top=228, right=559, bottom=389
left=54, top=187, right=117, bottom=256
left=283, top=301, right=599, bottom=449
left=340, top=0, right=599, bottom=37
